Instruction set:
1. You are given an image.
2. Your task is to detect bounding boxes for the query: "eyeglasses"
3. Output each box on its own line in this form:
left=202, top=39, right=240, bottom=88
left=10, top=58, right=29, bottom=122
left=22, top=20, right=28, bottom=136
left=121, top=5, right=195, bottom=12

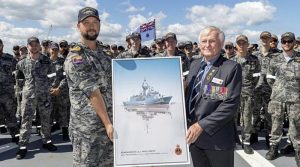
left=281, top=40, right=294, bottom=44
left=225, top=45, right=233, bottom=49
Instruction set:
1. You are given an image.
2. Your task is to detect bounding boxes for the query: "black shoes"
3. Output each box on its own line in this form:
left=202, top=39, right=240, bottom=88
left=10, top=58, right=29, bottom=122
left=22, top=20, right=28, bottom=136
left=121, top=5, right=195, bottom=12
left=51, top=123, right=60, bottom=132
left=244, top=145, right=254, bottom=154
left=62, top=127, right=70, bottom=141
left=250, top=133, right=258, bottom=145
left=11, top=136, right=19, bottom=144
left=42, top=142, right=57, bottom=151
left=265, top=145, right=278, bottom=160
left=265, top=135, right=270, bottom=148
left=280, top=143, right=294, bottom=154
left=0, top=126, right=7, bottom=133
left=16, top=148, right=27, bottom=160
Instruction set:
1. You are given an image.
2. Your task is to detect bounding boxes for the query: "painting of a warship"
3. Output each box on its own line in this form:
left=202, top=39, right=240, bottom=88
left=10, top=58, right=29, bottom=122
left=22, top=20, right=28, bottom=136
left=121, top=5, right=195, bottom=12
left=123, top=79, right=172, bottom=112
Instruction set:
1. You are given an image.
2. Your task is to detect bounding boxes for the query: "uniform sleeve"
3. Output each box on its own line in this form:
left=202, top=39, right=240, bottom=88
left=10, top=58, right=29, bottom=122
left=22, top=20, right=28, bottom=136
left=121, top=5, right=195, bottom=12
left=63, top=52, right=98, bottom=98
left=266, top=58, right=277, bottom=87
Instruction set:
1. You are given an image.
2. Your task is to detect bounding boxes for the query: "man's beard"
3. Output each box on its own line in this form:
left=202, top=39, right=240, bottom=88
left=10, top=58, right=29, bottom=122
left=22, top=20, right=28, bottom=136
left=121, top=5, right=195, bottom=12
left=82, top=31, right=99, bottom=41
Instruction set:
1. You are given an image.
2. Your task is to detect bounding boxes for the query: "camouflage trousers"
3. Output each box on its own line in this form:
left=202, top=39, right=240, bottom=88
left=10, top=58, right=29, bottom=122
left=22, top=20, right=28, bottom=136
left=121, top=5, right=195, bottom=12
left=70, top=129, right=113, bottom=167
left=239, top=95, right=255, bottom=145
left=253, top=88, right=272, bottom=133
left=268, top=100, right=300, bottom=150
left=51, top=94, right=70, bottom=127
left=19, top=95, right=52, bottom=147
left=0, top=93, right=18, bottom=136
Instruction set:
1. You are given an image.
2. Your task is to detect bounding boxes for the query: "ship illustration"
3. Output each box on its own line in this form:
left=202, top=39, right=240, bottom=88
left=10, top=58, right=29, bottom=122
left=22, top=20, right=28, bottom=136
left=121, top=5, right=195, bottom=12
left=123, top=79, right=172, bottom=107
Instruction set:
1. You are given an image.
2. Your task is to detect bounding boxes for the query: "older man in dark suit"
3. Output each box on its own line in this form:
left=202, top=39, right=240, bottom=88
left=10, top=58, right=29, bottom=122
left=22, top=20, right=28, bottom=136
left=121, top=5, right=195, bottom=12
left=185, top=26, right=242, bottom=167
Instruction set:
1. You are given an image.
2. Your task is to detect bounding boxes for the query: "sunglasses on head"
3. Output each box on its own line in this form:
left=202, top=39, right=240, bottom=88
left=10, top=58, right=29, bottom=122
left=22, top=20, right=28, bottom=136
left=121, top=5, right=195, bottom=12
left=225, top=45, right=233, bottom=49
left=281, top=40, right=294, bottom=44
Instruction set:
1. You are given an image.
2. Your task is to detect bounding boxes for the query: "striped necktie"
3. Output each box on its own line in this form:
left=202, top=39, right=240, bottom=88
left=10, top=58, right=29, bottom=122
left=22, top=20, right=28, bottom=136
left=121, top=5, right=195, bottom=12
left=188, top=61, right=207, bottom=119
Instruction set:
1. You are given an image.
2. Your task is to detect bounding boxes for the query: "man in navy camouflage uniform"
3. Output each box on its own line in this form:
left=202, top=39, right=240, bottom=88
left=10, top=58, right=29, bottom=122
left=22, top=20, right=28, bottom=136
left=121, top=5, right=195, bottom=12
left=15, top=37, right=57, bottom=159
left=64, top=7, right=113, bottom=166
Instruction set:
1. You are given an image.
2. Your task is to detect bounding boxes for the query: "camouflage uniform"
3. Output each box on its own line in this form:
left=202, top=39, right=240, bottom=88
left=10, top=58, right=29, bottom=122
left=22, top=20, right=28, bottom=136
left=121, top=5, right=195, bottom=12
left=64, top=43, right=113, bottom=167
left=252, top=51, right=276, bottom=133
left=16, top=54, right=55, bottom=147
left=0, top=53, right=19, bottom=137
left=117, top=47, right=151, bottom=58
left=267, top=52, right=300, bottom=150
left=231, top=54, right=260, bottom=145
left=158, top=49, right=190, bottom=73
left=49, top=57, right=70, bottom=128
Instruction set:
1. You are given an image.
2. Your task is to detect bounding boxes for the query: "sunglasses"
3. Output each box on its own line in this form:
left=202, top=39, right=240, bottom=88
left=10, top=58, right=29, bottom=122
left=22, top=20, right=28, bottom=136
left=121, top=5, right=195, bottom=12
left=281, top=40, right=294, bottom=44
left=59, top=44, right=68, bottom=48
left=271, top=40, right=278, bottom=43
left=225, top=45, right=233, bottom=49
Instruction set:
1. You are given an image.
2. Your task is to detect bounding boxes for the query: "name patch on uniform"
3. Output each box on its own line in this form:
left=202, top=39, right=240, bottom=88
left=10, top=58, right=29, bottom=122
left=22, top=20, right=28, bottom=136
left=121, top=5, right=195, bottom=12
left=211, top=77, right=223, bottom=84
left=71, top=55, right=83, bottom=65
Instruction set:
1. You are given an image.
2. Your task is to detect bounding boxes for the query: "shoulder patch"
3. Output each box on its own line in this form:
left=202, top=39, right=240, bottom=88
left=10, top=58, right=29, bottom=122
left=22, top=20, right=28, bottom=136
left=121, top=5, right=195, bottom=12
left=71, top=55, right=84, bottom=65
left=70, top=46, right=81, bottom=52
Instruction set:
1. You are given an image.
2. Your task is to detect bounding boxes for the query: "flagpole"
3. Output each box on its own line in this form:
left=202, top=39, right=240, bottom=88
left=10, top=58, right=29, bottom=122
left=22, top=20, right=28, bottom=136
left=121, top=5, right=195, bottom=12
left=46, top=24, right=53, bottom=40
left=154, top=19, right=156, bottom=41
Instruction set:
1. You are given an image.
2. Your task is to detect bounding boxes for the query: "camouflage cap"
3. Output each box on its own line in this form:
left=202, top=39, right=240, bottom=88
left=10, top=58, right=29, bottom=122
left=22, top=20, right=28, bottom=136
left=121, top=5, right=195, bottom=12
left=78, top=7, right=100, bottom=22
left=19, top=45, right=27, bottom=50
left=27, top=36, right=40, bottom=44
left=111, top=44, right=117, bottom=49
left=185, top=41, right=193, bottom=47
left=177, top=42, right=185, bottom=49
left=281, top=32, right=295, bottom=41
left=128, top=32, right=141, bottom=40
left=59, top=40, right=68, bottom=46
left=164, top=32, right=177, bottom=41
left=41, top=39, right=50, bottom=46
left=155, top=37, right=164, bottom=44
left=236, top=35, right=248, bottom=42
left=260, top=31, right=271, bottom=38
left=271, top=34, right=278, bottom=40
left=224, top=41, right=234, bottom=46
left=50, top=42, right=59, bottom=49
left=13, top=45, right=20, bottom=50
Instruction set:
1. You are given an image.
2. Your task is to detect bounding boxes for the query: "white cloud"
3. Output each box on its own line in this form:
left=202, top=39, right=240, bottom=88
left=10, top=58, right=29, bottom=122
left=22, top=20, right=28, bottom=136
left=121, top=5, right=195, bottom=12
left=126, top=5, right=145, bottom=13
left=0, top=0, right=99, bottom=28
left=128, top=14, right=148, bottom=31
left=165, top=1, right=277, bottom=43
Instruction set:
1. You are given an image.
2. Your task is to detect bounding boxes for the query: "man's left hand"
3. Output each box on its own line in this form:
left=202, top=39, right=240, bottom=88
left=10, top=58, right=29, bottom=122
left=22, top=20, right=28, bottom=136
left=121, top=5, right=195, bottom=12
left=186, top=122, right=203, bottom=144
left=50, top=88, right=61, bottom=96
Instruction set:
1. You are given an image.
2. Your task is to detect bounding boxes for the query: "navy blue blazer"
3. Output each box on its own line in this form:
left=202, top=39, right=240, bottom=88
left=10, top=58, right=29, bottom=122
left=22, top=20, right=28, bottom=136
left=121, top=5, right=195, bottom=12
left=185, top=55, right=242, bottom=150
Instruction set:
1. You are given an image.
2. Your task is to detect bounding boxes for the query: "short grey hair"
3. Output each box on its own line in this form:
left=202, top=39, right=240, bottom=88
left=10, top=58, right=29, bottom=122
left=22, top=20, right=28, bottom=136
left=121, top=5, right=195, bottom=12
left=198, top=26, right=225, bottom=45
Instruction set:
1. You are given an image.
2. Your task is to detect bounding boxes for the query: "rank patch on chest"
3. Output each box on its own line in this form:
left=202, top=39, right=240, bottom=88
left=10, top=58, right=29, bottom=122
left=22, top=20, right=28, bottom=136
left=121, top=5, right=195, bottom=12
left=71, top=55, right=83, bottom=65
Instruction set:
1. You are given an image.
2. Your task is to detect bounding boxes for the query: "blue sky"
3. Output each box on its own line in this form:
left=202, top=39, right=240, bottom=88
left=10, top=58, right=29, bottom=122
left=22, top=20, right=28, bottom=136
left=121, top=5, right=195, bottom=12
left=0, top=0, right=299, bottom=53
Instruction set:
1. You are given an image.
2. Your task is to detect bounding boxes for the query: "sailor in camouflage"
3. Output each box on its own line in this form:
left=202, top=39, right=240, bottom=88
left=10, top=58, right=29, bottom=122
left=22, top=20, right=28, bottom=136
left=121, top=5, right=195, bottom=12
left=63, top=7, right=113, bottom=167
left=252, top=31, right=275, bottom=146
left=265, top=32, right=300, bottom=166
left=232, top=35, right=261, bottom=154
left=48, top=42, right=70, bottom=141
left=117, top=32, right=151, bottom=58
left=15, top=37, right=57, bottom=160
left=0, top=38, right=19, bottom=143
left=157, top=32, right=190, bottom=73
